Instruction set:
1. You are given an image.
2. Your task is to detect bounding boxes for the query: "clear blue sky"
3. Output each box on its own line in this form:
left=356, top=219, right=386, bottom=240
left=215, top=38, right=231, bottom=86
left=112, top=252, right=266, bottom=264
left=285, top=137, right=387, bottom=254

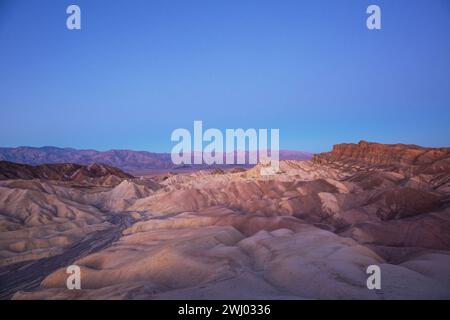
left=1, top=0, right=449, bottom=153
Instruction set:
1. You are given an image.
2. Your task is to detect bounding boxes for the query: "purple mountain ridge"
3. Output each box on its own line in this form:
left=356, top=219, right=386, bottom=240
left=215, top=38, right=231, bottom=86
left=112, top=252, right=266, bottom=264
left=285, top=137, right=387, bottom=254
left=0, top=146, right=312, bottom=173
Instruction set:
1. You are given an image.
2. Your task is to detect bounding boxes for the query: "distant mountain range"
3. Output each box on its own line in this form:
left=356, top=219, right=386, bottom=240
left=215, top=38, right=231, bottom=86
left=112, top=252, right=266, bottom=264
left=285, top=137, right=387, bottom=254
left=0, top=146, right=312, bottom=173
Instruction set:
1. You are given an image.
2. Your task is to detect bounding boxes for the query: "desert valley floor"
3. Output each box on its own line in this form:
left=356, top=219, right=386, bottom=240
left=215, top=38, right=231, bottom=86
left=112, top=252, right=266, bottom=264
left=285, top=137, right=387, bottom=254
left=1, top=141, right=450, bottom=299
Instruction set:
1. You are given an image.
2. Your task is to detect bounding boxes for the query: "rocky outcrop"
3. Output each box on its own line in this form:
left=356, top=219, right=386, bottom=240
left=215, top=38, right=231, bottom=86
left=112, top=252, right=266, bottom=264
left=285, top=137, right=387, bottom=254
left=313, top=141, right=450, bottom=173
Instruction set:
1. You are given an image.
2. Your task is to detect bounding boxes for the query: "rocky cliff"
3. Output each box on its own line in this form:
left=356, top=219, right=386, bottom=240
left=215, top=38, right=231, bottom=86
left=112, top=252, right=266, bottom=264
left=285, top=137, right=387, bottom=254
left=313, top=140, right=450, bottom=173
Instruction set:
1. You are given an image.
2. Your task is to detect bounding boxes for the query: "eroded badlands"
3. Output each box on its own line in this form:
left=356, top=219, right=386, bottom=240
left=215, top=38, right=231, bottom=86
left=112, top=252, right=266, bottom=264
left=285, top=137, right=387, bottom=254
left=1, top=141, right=450, bottom=299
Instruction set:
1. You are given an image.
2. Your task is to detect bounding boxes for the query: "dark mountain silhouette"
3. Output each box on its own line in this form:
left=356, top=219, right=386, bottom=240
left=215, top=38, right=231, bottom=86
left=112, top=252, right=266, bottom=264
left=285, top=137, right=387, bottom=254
left=0, top=161, right=133, bottom=185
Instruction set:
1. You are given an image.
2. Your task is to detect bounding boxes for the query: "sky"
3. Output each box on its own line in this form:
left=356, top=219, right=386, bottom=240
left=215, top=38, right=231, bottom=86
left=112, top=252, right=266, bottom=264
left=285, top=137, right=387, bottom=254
left=0, top=0, right=449, bottom=153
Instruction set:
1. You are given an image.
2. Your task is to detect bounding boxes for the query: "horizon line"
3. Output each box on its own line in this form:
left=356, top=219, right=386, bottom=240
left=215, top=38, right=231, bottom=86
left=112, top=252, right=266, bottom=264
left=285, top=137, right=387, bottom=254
left=0, top=145, right=318, bottom=154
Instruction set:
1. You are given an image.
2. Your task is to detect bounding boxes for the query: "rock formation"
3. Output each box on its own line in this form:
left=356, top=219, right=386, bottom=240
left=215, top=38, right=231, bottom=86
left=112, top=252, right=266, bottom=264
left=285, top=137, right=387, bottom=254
left=1, top=141, right=450, bottom=300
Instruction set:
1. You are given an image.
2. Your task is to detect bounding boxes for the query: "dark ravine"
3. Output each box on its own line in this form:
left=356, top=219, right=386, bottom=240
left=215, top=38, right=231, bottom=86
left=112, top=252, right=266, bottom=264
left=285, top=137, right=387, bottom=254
left=0, top=213, right=138, bottom=300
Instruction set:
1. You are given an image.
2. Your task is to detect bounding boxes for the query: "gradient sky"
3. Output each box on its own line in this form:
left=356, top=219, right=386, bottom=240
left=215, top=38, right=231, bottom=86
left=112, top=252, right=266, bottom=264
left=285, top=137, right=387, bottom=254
left=0, top=0, right=449, bottom=153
